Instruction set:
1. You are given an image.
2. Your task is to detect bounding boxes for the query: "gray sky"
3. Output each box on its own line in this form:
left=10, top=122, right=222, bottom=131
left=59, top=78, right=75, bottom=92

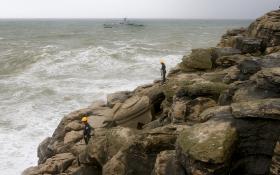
left=0, top=0, right=279, bottom=19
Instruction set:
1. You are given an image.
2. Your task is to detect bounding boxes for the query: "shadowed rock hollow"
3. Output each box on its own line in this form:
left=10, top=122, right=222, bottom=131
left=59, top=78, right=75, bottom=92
left=23, top=10, right=280, bottom=175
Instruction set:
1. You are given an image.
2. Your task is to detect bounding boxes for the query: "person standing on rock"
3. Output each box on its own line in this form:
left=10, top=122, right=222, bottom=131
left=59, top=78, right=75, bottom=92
left=81, top=116, right=91, bottom=145
left=160, top=59, right=166, bottom=84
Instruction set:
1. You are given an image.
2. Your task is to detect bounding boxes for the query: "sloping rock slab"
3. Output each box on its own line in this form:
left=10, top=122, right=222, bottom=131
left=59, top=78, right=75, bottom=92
left=231, top=98, right=280, bottom=120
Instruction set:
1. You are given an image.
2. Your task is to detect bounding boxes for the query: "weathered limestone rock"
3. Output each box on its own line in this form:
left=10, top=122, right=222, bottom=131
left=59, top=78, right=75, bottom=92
left=180, top=48, right=213, bottom=70
left=170, top=100, right=187, bottom=123
left=216, top=54, right=247, bottom=68
left=223, top=66, right=241, bottom=84
left=231, top=98, right=280, bottom=120
left=107, top=91, right=132, bottom=107
left=153, top=150, right=184, bottom=175
left=64, top=130, right=83, bottom=144
left=214, top=47, right=242, bottom=57
left=23, top=153, right=75, bottom=175
left=199, top=105, right=232, bottom=121
left=177, top=119, right=237, bottom=174
left=260, top=52, right=280, bottom=68
left=65, top=121, right=83, bottom=132
left=248, top=10, right=280, bottom=47
left=185, top=97, right=217, bottom=122
left=217, top=28, right=247, bottom=47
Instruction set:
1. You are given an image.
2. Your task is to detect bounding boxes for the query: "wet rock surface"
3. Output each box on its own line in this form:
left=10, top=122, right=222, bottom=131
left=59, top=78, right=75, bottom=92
left=24, top=9, right=280, bottom=175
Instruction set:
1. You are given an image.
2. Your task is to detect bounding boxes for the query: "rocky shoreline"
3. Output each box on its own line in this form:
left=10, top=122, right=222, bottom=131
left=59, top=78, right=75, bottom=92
left=23, top=10, right=280, bottom=175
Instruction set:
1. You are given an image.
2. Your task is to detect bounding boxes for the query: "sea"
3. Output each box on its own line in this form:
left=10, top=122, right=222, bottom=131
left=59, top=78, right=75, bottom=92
left=0, top=19, right=251, bottom=175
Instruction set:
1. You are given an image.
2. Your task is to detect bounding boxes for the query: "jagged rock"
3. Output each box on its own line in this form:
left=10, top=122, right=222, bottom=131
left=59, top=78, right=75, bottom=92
left=23, top=153, right=75, bottom=175
left=107, top=91, right=132, bottom=107
left=180, top=48, right=213, bottom=70
left=176, top=119, right=237, bottom=174
left=231, top=98, right=280, bottom=120
left=270, top=139, right=280, bottom=175
left=235, top=37, right=263, bottom=54
left=252, top=67, right=280, bottom=93
left=185, top=97, right=217, bottom=122
left=153, top=150, right=185, bottom=175
left=64, top=130, right=83, bottom=144
left=248, top=10, right=280, bottom=47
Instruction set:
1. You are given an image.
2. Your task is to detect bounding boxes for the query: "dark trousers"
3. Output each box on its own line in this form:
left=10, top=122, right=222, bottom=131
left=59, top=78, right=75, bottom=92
left=84, top=135, right=91, bottom=145
left=162, top=72, right=166, bottom=84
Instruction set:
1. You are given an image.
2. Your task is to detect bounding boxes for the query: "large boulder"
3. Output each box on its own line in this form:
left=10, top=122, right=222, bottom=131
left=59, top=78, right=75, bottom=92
left=231, top=98, right=280, bottom=120
left=103, top=95, right=152, bottom=128
left=180, top=48, right=213, bottom=70
left=176, top=119, right=237, bottom=174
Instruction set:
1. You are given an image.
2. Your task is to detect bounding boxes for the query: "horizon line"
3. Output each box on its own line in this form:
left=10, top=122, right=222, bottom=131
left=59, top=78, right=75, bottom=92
left=0, top=17, right=254, bottom=20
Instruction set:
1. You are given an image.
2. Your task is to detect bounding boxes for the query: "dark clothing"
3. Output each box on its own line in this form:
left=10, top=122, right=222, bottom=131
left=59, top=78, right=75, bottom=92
left=161, top=63, right=166, bottom=84
left=83, top=123, right=91, bottom=144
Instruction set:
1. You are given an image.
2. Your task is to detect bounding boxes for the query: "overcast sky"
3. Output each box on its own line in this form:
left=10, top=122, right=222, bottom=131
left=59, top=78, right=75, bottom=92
left=0, top=0, right=279, bottom=19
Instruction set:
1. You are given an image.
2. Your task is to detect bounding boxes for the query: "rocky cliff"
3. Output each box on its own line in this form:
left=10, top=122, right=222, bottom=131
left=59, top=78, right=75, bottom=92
left=23, top=10, right=280, bottom=175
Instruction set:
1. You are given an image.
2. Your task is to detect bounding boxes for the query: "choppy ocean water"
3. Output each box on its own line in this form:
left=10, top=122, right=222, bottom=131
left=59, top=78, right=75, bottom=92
left=0, top=19, right=251, bottom=174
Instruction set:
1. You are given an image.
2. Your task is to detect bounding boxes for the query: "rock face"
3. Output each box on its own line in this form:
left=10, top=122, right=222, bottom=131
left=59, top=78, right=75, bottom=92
left=24, top=9, right=280, bottom=175
left=248, top=10, right=280, bottom=47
